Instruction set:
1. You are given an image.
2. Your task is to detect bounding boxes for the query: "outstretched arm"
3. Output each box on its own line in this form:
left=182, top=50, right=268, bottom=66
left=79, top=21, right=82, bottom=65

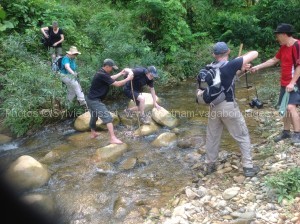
left=150, top=87, right=160, bottom=109
left=250, top=57, right=279, bottom=73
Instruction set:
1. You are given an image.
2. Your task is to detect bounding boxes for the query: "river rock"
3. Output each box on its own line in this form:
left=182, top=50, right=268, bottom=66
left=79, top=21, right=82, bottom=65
left=73, top=111, right=119, bottom=131
left=67, top=132, right=107, bottom=148
left=128, top=92, right=160, bottom=112
left=4, top=155, right=50, bottom=191
left=134, top=121, right=160, bottom=136
left=151, top=107, right=180, bottom=128
left=40, top=144, right=73, bottom=164
left=222, top=187, right=240, bottom=200
left=0, top=134, right=12, bottom=144
left=151, top=132, right=177, bottom=147
left=94, top=143, right=128, bottom=163
left=21, top=193, right=55, bottom=217
left=119, top=157, right=137, bottom=170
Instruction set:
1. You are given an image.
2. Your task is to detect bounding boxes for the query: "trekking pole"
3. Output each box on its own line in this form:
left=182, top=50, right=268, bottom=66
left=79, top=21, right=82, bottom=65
left=130, top=79, right=141, bottom=128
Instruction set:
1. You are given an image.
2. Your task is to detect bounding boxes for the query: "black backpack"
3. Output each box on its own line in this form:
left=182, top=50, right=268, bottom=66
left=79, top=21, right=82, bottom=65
left=40, top=30, right=50, bottom=48
left=51, top=56, right=63, bottom=72
left=196, top=61, right=230, bottom=106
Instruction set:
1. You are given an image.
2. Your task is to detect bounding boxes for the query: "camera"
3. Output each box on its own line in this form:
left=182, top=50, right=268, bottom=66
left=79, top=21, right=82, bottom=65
left=249, top=97, right=263, bottom=109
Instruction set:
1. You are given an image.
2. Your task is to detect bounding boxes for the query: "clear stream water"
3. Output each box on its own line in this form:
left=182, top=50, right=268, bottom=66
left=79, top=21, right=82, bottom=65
left=0, top=75, right=265, bottom=223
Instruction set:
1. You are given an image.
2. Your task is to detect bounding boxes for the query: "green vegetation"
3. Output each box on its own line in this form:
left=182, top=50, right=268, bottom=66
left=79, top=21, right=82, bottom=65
left=0, top=0, right=300, bottom=136
left=265, top=167, right=300, bottom=203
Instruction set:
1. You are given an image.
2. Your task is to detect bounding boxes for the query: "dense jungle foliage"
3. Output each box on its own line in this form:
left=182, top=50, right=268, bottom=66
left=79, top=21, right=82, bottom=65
left=0, top=0, right=300, bottom=136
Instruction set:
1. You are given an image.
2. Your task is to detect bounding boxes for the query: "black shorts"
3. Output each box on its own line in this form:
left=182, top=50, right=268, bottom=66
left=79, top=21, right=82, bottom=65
left=278, top=86, right=300, bottom=105
left=124, top=87, right=141, bottom=106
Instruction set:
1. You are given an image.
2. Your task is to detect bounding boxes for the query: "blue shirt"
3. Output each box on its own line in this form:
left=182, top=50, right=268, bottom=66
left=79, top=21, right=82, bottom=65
left=60, top=56, right=77, bottom=75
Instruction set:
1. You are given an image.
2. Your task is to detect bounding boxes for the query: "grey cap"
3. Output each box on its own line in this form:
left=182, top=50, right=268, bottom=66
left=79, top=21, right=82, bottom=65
left=213, top=42, right=229, bottom=55
left=103, top=58, right=118, bottom=70
left=147, top=66, right=158, bottom=78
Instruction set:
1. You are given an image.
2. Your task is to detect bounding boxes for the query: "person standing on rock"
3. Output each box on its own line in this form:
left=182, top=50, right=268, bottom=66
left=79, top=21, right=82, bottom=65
left=85, top=59, right=134, bottom=144
left=123, top=66, right=161, bottom=124
left=203, top=42, right=260, bottom=177
left=250, top=23, right=300, bottom=144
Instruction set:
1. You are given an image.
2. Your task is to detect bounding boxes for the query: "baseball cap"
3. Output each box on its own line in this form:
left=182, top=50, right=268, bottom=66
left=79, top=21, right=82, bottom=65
left=274, top=23, right=295, bottom=34
left=103, top=58, right=118, bottom=70
left=213, top=42, right=229, bottom=55
left=147, top=66, right=158, bottom=78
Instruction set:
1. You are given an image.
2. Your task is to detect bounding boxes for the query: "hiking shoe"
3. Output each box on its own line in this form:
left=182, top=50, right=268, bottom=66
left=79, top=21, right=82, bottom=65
left=140, top=115, right=151, bottom=125
left=202, top=163, right=216, bottom=176
left=124, top=108, right=134, bottom=118
left=274, top=130, right=291, bottom=142
left=79, top=100, right=87, bottom=106
left=291, top=132, right=300, bottom=144
left=243, top=165, right=260, bottom=177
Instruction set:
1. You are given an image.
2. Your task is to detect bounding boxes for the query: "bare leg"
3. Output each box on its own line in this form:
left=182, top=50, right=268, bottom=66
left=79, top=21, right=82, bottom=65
left=287, top=104, right=300, bottom=132
left=137, top=95, right=146, bottom=116
left=106, top=123, right=123, bottom=144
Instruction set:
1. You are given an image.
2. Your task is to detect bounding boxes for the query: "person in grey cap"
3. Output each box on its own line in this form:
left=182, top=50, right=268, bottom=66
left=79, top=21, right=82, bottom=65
left=202, top=41, right=260, bottom=177
left=123, top=66, right=161, bottom=124
left=85, top=58, right=134, bottom=143
left=251, top=23, right=300, bottom=144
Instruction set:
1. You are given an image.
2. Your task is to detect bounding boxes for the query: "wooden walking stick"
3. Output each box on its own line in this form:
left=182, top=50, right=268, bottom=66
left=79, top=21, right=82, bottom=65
left=130, top=79, right=141, bottom=128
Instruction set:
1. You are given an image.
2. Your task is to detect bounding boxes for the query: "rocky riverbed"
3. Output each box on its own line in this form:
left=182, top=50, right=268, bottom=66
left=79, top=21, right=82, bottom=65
left=142, top=108, right=300, bottom=224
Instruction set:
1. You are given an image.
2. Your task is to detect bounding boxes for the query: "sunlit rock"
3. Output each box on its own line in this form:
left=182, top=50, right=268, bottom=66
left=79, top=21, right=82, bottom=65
left=4, top=155, right=50, bottom=191
left=152, top=107, right=180, bottom=128
left=134, top=121, right=160, bottom=136
left=67, top=132, right=108, bottom=148
left=94, top=143, right=128, bottom=163
left=73, top=111, right=119, bottom=131
left=151, top=132, right=177, bottom=147
left=128, top=92, right=160, bottom=112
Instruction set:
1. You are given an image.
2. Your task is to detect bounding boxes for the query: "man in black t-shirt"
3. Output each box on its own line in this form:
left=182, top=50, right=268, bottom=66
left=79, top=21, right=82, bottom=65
left=85, top=59, right=133, bottom=143
left=123, top=66, right=161, bottom=124
left=41, top=21, right=64, bottom=60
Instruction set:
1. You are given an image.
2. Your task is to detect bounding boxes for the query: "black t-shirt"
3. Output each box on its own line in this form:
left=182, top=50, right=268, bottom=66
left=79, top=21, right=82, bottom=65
left=220, top=57, right=243, bottom=102
left=87, top=68, right=115, bottom=100
left=48, top=26, right=64, bottom=47
left=124, top=67, right=154, bottom=92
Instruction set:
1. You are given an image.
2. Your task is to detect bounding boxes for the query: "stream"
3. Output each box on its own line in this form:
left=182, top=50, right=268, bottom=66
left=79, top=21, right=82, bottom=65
left=0, top=75, right=265, bottom=224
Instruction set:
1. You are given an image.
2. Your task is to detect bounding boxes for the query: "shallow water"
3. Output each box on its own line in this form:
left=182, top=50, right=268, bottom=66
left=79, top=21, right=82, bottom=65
left=0, top=76, right=265, bottom=223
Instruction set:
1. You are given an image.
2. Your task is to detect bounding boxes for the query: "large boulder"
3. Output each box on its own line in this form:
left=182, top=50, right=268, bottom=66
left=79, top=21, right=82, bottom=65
left=151, top=132, right=177, bottom=147
left=4, top=155, right=50, bottom=192
left=93, top=143, right=128, bottom=163
left=151, top=107, right=180, bottom=128
left=74, top=111, right=119, bottom=131
left=128, top=93, right=160, bottom=112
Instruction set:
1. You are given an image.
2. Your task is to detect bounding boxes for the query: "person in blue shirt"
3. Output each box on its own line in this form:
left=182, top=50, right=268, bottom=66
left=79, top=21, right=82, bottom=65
left=60, top=46, right=86, bottom=106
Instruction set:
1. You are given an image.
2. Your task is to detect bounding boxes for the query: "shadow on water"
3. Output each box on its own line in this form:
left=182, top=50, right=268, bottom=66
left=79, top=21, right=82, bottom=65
left=0, top=76, right=266, bottom=223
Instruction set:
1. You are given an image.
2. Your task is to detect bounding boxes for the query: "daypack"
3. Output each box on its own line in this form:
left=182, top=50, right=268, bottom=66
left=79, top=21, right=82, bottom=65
left=196, top=61, right=230, bottom=106
left=40, top=30, right=50, bottom=48
left=51, top=56, right=63, bottom=72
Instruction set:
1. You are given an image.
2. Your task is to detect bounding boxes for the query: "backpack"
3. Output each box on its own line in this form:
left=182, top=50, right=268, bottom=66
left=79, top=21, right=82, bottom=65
left=196, top=61, right=230, bottom=106
left=40, top=30, right=50, bottom=48
left=51, top=56, right=63, bottom=72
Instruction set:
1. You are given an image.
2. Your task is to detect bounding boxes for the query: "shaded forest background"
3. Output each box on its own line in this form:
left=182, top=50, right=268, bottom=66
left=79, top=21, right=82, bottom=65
left=0, top=0, right=300, bottom=136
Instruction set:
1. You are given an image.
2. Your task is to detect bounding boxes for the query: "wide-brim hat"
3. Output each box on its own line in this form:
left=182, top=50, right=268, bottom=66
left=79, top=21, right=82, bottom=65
left=66, top=46, right=81, bottom=55
left=274, top=23, right=295, bottom=34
